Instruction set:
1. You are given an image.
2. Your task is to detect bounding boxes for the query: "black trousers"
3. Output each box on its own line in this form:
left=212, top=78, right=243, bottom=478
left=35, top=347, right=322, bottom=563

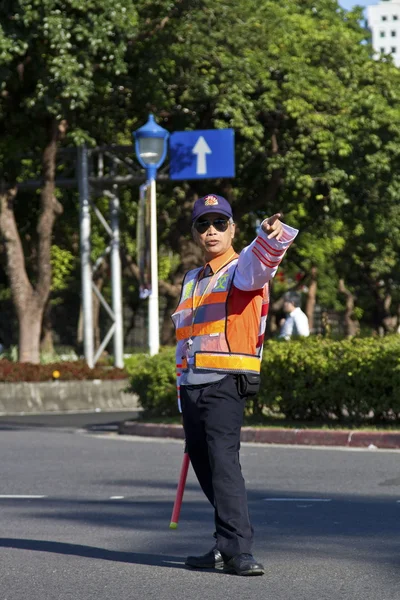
left=180, top=374, right=253, bottom=559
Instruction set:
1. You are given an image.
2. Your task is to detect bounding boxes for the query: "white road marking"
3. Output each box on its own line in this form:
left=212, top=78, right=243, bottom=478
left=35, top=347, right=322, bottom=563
left=0, top=495, right=47, bottom=499
left=263, top=498, right=332, bottom=502
left=109, top=496, right=125, bottom=500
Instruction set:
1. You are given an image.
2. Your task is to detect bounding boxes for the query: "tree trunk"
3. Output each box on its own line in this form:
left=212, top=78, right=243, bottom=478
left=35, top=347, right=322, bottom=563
left=305, top=266, right=317, bottom=332
left=338, top=279, right=359, bottom=337
left=0, top=119, right=66, bottom=363
left=40, top=299, right=54, bottom=355
left=19, top=304, right=43, bottom=363
left=381, top=292, right=396, bottom=334
left=0, top=186, right=40, bottom=362
left=370, top=284, right=394, bottom=335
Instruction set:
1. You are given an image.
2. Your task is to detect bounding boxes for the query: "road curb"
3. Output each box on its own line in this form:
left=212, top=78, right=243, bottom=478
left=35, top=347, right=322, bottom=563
left=118, top=421, right=400, bottom=449
left=0, top=380, right=139, bottom=414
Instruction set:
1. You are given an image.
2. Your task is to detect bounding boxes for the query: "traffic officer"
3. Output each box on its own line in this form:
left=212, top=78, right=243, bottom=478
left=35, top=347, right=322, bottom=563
left=172, top=194, right=298, bottom=576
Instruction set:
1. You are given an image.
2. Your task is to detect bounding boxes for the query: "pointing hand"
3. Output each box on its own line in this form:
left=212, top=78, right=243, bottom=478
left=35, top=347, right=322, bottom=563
left=261, top=213, right=283, bottom=240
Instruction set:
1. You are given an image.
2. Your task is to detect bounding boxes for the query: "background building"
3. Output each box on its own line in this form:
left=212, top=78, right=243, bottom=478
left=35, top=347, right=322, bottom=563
left=366, top=0, right=400, bottom=66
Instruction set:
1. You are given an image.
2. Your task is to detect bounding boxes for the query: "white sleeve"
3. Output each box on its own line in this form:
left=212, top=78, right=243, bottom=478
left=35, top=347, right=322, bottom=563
left=294, top=311, right=310, bottom=337
left=234, top=222, right=299, bottom=291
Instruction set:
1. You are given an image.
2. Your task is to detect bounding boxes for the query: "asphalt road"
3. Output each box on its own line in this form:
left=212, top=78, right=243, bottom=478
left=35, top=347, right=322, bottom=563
left=0, top=419, right=399, bottom=600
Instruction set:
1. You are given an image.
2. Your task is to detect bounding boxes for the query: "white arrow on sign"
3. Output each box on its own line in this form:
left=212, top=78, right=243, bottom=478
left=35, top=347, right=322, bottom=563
left=192, top=136, right=212, bottom=175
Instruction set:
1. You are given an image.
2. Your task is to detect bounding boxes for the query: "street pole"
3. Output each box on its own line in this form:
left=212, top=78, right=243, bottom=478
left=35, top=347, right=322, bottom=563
left=110, top=187, right=124, bottom=368
left=133, top=114, right=169, bottom=356
left=148, top=177, right=159, bottom=356
left=77, top=145, right=94, bottom=368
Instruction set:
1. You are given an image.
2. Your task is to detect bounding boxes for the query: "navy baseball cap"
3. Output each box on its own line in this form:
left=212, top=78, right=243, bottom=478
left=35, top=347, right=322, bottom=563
left=192, top=194, right=233, bottom=222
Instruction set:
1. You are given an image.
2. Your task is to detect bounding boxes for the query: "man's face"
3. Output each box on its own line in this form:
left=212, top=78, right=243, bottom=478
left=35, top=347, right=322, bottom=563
left=193, top=212, right=235, bottom=260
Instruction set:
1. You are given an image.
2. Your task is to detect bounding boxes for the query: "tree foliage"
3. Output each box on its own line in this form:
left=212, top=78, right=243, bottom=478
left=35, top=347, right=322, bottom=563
left=2, top=0, right=400, bottom=358
left=125, top=0, right=400, bottom=337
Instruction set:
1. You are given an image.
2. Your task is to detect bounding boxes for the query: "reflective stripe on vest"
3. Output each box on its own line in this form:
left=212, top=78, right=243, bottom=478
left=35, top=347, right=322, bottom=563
left=194, top=352, right=261, bottom=374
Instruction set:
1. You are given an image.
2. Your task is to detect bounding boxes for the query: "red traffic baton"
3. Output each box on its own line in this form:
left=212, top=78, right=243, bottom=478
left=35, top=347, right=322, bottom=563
left=169, top=449, right=190, bottom=529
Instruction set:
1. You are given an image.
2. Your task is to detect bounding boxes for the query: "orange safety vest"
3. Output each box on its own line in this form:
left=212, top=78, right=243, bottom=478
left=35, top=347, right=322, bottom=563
left=172, top=258, right=269, bottom=377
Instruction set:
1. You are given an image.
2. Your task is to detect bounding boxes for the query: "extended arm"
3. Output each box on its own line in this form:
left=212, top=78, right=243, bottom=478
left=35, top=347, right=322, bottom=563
left=234, top=216, right=298, bottom=291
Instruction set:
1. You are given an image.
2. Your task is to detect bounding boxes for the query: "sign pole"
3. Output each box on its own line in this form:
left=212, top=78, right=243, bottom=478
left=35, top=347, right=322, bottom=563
left=110, top=187, right=124, bottom=368
left=149, top=176, right=160, bottom=356
left=133, top=114, right=169, bottom=356
left=77, top=145, right=94, bottom=368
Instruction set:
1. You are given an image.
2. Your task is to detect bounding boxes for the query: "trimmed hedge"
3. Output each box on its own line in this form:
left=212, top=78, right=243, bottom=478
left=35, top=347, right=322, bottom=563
left=128, top=337, right=400, bottom=423
left=128, top=349, right=177, bottom=417
left=258, top=336, right=400, bottom=422
left=0, top=359, right=127, bottom=382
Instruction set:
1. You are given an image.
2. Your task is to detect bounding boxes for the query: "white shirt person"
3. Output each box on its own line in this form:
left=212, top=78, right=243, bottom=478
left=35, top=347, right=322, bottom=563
left=279, top=293, right=310, bottom=340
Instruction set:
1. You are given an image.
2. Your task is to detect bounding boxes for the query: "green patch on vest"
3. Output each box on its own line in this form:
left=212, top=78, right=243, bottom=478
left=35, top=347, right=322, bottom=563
left=182, top=279, right=195, bottom=301
left=213, top=273, right=230, bottom=291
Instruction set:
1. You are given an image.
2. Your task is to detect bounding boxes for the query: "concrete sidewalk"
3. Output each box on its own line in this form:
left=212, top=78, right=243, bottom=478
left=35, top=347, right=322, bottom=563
left=118, top=420, right=400, bottom=449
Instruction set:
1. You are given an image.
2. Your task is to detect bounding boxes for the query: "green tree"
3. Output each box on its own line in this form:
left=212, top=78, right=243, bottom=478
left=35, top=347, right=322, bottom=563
left=125, top=0, right=400, bottom=338
left=0, top=0, right=137, bottom=362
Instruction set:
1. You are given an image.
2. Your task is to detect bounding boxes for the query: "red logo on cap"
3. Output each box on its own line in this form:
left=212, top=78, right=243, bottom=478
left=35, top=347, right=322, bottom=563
left=204, top=195, right=219, bottom=206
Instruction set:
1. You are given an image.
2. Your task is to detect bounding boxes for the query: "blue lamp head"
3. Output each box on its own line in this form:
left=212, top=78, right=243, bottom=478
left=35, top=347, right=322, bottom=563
left=133, top=114, right=169, bottom=181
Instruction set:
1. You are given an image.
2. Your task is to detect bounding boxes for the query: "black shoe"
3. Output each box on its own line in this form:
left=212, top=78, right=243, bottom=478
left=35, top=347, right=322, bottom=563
left=223, top=553, right=265, bottom=576
left=185, top=548, right=224, bottom=569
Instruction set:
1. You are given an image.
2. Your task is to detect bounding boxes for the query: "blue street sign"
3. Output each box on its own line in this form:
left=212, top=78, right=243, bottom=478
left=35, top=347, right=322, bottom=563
left=169, top=129, right=235, bottom=180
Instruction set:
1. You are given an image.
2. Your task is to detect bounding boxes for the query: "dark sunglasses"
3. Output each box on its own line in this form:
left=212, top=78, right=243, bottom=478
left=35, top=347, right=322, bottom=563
left=194, top=218, right=230, bottom=234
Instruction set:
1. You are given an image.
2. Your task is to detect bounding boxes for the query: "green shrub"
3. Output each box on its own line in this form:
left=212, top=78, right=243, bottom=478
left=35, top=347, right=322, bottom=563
left=127, top=337, right=400, bottom=423
left=39, top=346, right=80, bottom=364
left=128, top=347, right=177, bottom=417
left=258, top=336, right=400, bottom=423
left=124, top=353, right=148, bottom=374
